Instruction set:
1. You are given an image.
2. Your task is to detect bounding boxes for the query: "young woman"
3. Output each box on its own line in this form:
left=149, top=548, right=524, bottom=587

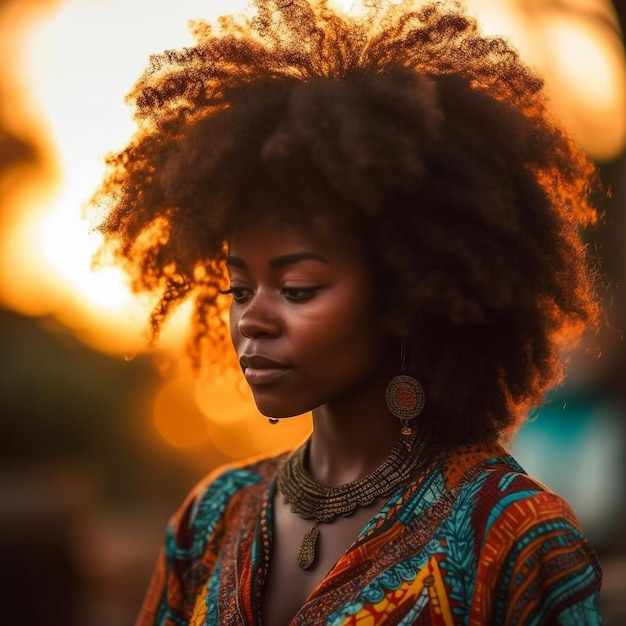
left=90, top=1, right=604, bottom=623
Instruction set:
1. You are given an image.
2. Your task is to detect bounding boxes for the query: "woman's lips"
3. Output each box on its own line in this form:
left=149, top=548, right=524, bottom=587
left=240, top=354, right=291, bottom=385
left=243, top=366, right=291, bottom=385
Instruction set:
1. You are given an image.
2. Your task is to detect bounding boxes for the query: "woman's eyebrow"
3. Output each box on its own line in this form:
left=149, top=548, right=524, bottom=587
left=226, top=256, right=247, bottom=269
left=226, top=252, right=329, bottom=270
left=269, top=252, right=329, bottom=269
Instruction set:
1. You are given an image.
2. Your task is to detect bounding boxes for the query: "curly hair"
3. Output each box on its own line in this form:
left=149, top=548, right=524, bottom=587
left=89, top=0, right=601, bottom=444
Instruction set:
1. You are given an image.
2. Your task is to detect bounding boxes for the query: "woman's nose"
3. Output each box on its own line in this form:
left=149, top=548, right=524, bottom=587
left=236, top=292, right=282, bottom=339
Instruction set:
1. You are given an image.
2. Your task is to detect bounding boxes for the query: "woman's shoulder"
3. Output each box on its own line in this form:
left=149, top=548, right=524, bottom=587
left=438, top=442, right=593, bottom=546
left=441, top=440, right=556, bottom=497
left=191, top=450, right=286, bottom=503
left=167, top=451, right=287, bottom=547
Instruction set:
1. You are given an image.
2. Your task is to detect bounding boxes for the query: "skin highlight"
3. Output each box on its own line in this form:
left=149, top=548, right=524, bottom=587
left=227, top=217, right=394, bottom=445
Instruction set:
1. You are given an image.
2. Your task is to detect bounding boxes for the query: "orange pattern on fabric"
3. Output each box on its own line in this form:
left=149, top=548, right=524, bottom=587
left=135, top=445, right=602, bottom=626
left=336, top=555, right=455, bottom=626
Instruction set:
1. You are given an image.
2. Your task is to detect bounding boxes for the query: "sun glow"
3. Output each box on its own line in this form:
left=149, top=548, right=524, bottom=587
left=0, top=0, right=256, bottom=355
left=1, top=0, right=624, bottom=455
left=0, top=0, right=397, bottom=357
left=0, top=0, right=315, bottom=457
left=3, top=0, right=624, bottom=356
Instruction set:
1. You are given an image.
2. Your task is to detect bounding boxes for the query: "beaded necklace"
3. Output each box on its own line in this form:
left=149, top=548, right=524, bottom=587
left=277, top=426, right=430, bottom=569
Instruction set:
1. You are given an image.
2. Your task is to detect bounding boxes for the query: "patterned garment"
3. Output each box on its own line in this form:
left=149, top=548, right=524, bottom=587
left=136, top=443, right=602, bottom=625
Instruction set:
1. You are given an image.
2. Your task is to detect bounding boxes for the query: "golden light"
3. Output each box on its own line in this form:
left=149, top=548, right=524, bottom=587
left=4, top=0, right=625, bottom=353
left=153, top=373, right=213, bottom=449
left=535, top=17, right=626, bottom=159
left=465, top=0, right=626, bottom=161
left=0, top=0, right=253, bottom=356
left=1, top=0, right=624, bottom=457
left=154, top=361, right=312, bottom=455
left=195, top=367, right=312, bottom=455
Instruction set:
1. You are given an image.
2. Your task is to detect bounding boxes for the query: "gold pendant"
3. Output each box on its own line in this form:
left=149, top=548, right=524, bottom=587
left=297, top=523, right=319, bottom=570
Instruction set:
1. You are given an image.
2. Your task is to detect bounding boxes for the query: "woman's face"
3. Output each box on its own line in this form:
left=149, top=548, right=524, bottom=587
left=226, top=216, right=389, bottom=418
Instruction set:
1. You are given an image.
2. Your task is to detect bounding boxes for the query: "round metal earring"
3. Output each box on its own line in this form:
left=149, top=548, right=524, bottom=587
left=385, top=337, right=425, bottom=449
left=268, top=418, right=280, bottom=425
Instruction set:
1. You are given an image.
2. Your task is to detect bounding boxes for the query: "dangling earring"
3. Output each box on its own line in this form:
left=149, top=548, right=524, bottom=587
left=385, top=336, right=425, bottom=450
left=268, top=418, right=280, bottom=425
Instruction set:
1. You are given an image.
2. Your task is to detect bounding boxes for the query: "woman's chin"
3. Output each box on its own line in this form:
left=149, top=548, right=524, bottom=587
left=253, top=399, right=312, bottom=420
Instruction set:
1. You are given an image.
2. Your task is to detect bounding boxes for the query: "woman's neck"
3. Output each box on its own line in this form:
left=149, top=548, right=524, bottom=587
left=308, top=378, right=400, bottom=487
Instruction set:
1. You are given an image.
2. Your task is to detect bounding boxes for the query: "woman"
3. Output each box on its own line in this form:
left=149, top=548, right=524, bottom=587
left=90, top=0, right=604, bottom=623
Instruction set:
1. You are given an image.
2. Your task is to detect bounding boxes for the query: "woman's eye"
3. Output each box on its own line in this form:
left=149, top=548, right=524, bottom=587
left=220, top=287, right=252, bottom=302
left=281, top=286, right=321, bottom=302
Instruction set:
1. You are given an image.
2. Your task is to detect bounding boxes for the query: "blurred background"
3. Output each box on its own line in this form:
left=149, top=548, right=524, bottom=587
left=0, top=0, right=625, bottom=623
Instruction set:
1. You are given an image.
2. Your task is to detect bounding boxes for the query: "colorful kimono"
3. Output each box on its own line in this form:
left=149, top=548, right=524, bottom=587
left=136, top=443, right=602, bottom=625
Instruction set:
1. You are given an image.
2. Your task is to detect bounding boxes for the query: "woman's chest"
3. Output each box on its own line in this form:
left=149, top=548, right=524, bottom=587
left=261, top=497, right=389, bottom=626
left=193, top=482, right=478, bottom=626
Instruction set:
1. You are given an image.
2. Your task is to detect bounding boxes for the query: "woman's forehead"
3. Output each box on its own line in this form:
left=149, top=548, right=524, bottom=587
left=228, top=212, right=343, bottom=243
left=227, top=213, right=366, bottom=261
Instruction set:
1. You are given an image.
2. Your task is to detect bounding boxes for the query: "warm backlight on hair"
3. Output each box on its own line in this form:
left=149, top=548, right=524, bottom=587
left=3, top=0, right=624, bottom=354
left=0, top=0, right=252, bottom=355
left=0, top=0, right=380, bottom=353
left=0, top=0, right=624, bottom=455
